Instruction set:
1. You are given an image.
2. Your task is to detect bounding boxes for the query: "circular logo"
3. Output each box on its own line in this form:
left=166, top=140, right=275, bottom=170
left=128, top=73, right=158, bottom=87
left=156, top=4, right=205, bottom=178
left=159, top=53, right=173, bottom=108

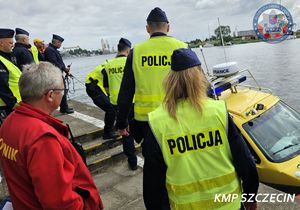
left=253, top=3, right=294, bottom=43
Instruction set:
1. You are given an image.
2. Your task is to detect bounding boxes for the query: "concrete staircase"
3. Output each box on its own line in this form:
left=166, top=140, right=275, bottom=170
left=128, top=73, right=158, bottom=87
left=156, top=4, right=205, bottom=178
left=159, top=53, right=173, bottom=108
left=77, top=129, right=140, bottom=173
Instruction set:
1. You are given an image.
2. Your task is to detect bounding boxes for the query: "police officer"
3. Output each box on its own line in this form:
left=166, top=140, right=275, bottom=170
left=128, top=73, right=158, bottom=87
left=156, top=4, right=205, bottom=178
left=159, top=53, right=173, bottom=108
left=13, top=28, right=34, bottom=71
left=85, top=63, right=120, bottom=140
left=44, top=34, right=74, bottom=114
left=0, top=28, right=22, bottom=117
left=148, top=48, right=258, bottom=210
left=103, top=38, right=137, bottom=170
left=116, top=7, right=187, bottom=209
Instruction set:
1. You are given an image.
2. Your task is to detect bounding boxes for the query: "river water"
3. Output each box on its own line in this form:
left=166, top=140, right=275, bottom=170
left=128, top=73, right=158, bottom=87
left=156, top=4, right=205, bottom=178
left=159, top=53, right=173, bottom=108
left=65, top=38, right=300, bottom=111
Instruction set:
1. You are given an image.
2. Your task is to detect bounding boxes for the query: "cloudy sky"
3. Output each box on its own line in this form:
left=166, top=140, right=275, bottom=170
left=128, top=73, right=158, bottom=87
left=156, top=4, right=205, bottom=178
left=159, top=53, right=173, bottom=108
left=1, top=0, right=300, bottom=49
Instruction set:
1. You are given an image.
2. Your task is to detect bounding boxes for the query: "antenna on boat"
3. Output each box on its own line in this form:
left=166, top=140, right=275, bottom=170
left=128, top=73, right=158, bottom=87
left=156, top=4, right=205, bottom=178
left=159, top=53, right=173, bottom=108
left=199, top=45, right=210, bottom=76
left=218, top=17, right=228, bottom=63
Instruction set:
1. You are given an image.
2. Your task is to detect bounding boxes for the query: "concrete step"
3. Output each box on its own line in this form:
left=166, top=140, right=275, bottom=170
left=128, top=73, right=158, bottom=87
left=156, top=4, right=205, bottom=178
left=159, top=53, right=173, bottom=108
left=87, top=144, right=141, bottom=174
left=75, top=128, right=103, bottom=144
left=82, top=136, right=123, bottom=156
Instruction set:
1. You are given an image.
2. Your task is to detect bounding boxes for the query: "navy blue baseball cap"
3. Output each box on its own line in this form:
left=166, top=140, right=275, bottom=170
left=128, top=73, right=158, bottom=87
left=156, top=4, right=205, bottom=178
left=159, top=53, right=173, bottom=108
left=52, top=34, right=64, bottom=42
left=171, top=48, right=201, bottom=71
left=0, top=28, right=14, bottom=39
left=15, top=28, right=29, bottom=36
left=146, top=7, right=169, bottom=23
left=119, top=38, right=131, bottom=48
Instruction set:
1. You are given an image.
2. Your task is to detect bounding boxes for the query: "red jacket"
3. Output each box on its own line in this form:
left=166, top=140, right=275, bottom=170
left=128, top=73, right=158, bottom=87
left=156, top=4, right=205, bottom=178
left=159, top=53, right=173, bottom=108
left=0, top=102, right=104, bottom=210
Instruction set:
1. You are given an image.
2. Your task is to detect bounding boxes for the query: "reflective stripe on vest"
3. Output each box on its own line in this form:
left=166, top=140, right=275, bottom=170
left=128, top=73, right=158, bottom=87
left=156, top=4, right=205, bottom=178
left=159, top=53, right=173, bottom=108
left=0, top=56, right=22, bottom=106
left=169, top=186, right=241, bottom=210
left=133, top=36, right=187, bottom=121
left=31, top=45, right=39, bottom=64
left=85, top=63, right=107, bottom=96
left=104, top=57, right=126, bottom=105
left=149, top=99, right=242, bottom=210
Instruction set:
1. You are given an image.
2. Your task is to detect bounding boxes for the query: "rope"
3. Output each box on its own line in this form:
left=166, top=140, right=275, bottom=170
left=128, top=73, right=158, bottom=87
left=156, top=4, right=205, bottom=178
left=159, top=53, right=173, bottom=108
left=65, top=74, right=75, bottom=95
left=64, top=74, right=87, bottom=100
left=71, top=75, right=86, bottom=86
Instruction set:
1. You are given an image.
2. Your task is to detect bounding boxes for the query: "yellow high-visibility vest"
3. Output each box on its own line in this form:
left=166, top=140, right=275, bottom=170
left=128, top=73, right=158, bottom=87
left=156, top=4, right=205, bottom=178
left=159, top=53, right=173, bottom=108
left=149, top=99, right=242, bottom=210
left=31, top=45, right=39, bottom=64
left=104, top=56, right=126, bottom=105
left=85, top=63, right=107, bottom=96
left=0, top=56, right=22, bottom=106
left=132, top=36, right=187, bottom=121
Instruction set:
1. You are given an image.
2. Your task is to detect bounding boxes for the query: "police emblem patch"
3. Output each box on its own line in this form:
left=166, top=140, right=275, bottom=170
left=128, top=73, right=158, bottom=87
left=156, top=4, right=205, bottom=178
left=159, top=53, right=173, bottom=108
left=253, top=3, right=294, bottom=43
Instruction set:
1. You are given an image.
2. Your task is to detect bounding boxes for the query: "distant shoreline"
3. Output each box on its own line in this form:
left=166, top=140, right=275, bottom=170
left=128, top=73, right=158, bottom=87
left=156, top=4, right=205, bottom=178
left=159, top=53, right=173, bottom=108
left=188, top=36, right=299, bottom=48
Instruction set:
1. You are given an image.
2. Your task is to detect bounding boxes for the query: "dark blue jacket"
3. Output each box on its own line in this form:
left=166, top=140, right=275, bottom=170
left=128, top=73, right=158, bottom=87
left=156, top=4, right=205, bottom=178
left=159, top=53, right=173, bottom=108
left=44, top=43, right=66, bottom=72
left=38, top=51, right=45, bottom=61
left=0, top=51, right=18, bottom=113
left=13, top=43, right=34, bottom=71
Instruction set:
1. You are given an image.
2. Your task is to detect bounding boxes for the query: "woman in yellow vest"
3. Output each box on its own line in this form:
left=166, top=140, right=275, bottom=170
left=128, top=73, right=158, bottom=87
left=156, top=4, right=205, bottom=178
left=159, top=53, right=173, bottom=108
left=148, top=48, right=258, bottom=210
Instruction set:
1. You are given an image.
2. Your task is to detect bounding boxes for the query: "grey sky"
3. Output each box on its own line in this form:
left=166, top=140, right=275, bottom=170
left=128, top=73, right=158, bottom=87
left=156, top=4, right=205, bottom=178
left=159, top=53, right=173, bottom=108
left=1, top=0, right=299, bottom=49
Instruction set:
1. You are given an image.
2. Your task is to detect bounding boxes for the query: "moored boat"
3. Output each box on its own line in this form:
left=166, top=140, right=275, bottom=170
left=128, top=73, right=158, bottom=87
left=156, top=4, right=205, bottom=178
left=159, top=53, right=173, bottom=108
left=208, top=62, right=300, bottom=194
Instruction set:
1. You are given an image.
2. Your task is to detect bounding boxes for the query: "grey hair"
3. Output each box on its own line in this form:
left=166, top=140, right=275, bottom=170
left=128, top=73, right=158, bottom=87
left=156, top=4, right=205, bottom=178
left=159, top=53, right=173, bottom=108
left=15, top=34, right=27, bottom=42
left=52, top=39, right=61, bottom=44
left=19, top=62, right=63, bottom=102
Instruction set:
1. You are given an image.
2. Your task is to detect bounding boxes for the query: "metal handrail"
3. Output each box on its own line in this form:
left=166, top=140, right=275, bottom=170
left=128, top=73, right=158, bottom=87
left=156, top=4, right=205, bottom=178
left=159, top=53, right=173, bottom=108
left=208, top=68, right=273, bottom=99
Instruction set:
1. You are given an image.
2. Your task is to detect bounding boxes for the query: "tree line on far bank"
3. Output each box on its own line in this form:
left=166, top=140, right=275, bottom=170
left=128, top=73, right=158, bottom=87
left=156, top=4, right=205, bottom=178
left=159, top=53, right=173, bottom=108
left=61, top=48, right=106, bottom=58
left=187, top=25, right=260, bottom=48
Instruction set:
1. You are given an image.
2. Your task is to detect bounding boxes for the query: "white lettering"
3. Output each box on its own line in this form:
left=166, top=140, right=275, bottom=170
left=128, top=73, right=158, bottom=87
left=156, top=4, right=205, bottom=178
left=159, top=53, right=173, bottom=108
left=241, top=194, right=247, bottom=203
left=262, top=194, right=269, bottom=203
left=277, top=194, right=283, bottom=202
left=231, top=193, right=238, bottom=202
left=270, top=194, right=276, bottom=202
left=248, top=193, right=255, bottom=202
left=286, top=194, right=295, bottom=202
left=213, top=193, right=296, bottom=203
left=255, top=193, right=262, bottom=202
left=222, top=194, right=231, bottom=202
left=214, top=194, right=221, bottom=202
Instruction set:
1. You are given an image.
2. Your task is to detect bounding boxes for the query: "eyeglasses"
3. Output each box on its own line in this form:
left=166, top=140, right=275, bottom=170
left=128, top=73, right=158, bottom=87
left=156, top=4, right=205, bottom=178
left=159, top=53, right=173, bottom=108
left=44, top=88, right=68, bottom=95
left=51, top=88, right=68, bottom=92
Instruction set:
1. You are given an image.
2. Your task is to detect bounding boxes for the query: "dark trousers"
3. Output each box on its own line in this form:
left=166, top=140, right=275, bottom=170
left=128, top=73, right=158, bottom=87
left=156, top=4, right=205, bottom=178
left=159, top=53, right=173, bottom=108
left=138, top=122, right=170, bottom=210
left=86, top=84, right=116, bottom=133
left=122, top=135, right=137, bottom=167
left=60, top=77, right=69, bottom=111
left=115, top=105, right=137, bottom=167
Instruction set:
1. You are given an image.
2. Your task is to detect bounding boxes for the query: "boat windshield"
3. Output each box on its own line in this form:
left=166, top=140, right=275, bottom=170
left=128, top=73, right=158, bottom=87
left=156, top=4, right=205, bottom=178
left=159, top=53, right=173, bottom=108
left=243, top=101, right=300, bottom=162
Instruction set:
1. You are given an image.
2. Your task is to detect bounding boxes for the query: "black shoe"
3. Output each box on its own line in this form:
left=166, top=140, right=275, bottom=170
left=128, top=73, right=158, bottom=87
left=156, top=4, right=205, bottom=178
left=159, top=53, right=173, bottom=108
left=60, top=108, right=74, bottom=114
left=129, top=164, right=138, bottom=171
left=103, top=131, right=121, bottom=140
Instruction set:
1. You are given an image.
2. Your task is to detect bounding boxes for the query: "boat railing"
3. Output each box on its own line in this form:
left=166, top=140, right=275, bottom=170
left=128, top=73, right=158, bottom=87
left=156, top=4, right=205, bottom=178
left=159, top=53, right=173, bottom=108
left=236, top=69, right=273, bottom=94
left=208, top=68, right=273, bottom=100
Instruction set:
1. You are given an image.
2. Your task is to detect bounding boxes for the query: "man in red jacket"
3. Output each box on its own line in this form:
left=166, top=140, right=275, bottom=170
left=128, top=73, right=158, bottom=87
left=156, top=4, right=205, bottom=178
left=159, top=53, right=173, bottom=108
left=0, top=62, right=104, bottom=210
